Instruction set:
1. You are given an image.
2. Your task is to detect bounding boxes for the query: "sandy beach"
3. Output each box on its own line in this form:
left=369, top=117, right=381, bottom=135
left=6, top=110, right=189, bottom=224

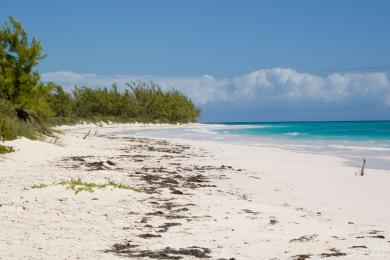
left=1, top=124, right=389, bottom=259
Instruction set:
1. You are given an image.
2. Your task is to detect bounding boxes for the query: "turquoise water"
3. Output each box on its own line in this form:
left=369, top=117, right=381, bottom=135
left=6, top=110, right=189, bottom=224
left=130, top=121, right=390, bottom=170
left=216, top=121, right=390, bottom=142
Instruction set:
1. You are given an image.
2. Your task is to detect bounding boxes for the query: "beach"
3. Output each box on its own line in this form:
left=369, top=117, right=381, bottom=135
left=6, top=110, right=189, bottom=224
left=1, top=123, right=389, bottom=259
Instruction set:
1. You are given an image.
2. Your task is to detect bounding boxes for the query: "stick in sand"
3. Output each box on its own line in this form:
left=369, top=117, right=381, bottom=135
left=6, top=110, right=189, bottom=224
left=356, top=158, right=366, bottom=176
left=83, top=130, right=91, bottom=140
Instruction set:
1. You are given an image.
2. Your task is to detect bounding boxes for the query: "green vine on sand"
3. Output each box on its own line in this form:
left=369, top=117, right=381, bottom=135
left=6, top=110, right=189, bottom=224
left=26, top=178, right=144, bottom=194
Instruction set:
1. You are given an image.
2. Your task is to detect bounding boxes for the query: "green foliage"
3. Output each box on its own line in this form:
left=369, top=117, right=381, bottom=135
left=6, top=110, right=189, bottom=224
left=45, top=83, right=73, bottom=117
left=0, top=116, right=38, bottom=140
left=0, top=17, right=46, bottom=111
left=0, top=17, right=50, bottom=139
left=0, top=99, right=38, bottom=140
left=165, top=89, right=201, bottom=122
left=0, top=17, right=200, bottom=141
left=58, top=81, right=200, bottom=123
left=58, top=178, right=142, bottom=194
left=30, top=183, right=48, bottom=189
left=25, top=179, right=144, bottom=193
left=0, top=144, right=14, bottom=154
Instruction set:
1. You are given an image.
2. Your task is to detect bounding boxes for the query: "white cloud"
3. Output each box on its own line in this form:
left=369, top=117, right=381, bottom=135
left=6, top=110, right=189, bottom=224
left=41, top=68, right=390, bottom=107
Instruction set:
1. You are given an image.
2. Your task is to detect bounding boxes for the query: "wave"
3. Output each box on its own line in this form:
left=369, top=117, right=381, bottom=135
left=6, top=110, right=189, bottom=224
left=285, top=132, right=300, bottom=136
left=328, top=144, right=390, bottom=151
left=186, top=128, right=218, bottom=135
left=212, top=121, right=390, bottom=142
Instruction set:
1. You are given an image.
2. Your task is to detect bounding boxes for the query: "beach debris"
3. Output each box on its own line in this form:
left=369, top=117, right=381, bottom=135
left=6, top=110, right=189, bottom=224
left=138, top=233, right=162, bottom=239
left=55, top=135, right=241, bottom=258
left=146, top=211, right=165, bottom=216
left=318, top=248, right=346, bottom=257
left=67, top=156, right=87, bottom=162
left=242, top=209, right=260, bottom=215
left=59, top=156, right=120, bottom=171
left=171, top=207, right=189, bottom=213
left=349, top=245, right=367, bottom=249
left=146, top=145, right=189, bottom=154
left=368, top=229, right=382, bottom=234
left=366, top=230, right=385, bottom=238
left=106, top=160, right=116, bottom=166
left=110, top=240, right=139, bottom=251
left=355, top=158, right=366, bottom=176
left=83, top=130, right=91, bottom=140
left=51, top=136, right=60, bottom=144
left=331, top=236, right=346, bottom=240
left=371, top=235, right=385, bottom=239
left=291, top=254, right=312, bottom=260
left=157, top=222, right=182, bottom=232
left=289, top=234, right=318, bottom=243
left=170, top=187, right=184, bottom=194
left=85, top=161, right=106, bottom=170
left=238, top=193, right=249, bottom=200
left=105, top=245, right=212, bottom=259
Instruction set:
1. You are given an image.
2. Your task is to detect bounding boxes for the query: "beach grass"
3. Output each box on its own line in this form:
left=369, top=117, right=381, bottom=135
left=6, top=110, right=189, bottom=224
left=0, top=145, right=15, bottom=154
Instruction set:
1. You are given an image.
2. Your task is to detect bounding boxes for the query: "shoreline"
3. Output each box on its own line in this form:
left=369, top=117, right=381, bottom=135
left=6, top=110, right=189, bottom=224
left=125, top=123, right=390, bottom=171
left=1, top=124, right=389, bottom=259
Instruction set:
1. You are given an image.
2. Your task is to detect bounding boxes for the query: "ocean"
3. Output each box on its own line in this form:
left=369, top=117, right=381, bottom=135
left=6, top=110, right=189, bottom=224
left=130, top=121, right=390, bottom=170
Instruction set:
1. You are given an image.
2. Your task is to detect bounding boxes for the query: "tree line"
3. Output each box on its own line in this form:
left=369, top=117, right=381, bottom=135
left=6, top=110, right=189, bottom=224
left=0, top=17, right=200, bottom=145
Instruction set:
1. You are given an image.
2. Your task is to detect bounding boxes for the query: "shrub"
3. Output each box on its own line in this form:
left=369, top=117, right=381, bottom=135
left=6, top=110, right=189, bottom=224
left=0, top=144, right=14, bottom=154
left=0, top=117, right=38, bottom=140
left=0, top=99, right=38, bottom=140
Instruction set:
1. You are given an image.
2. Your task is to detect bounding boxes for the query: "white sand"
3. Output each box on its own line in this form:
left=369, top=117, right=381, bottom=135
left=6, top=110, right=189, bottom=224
left=1, top=124, right=389, bottom=259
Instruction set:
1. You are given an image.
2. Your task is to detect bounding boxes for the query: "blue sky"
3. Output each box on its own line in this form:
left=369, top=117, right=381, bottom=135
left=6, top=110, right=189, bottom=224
left=1, top=0, right=390, bottom=121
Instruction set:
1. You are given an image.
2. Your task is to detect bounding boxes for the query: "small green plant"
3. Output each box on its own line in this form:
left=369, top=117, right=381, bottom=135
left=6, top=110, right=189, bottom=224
left=30, top=183, right=49, bottom=189
left=59, top=178, right=143, bottom=194
left=0, top=145, right=15, bottom=154
left=23, top=182, right=52, bottom=190
left=24, top=179, right=143, bottom=193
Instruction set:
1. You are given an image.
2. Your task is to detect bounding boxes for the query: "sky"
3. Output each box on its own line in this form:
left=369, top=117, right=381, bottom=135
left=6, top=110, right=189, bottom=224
left=1, top=0, right=390, bottom=122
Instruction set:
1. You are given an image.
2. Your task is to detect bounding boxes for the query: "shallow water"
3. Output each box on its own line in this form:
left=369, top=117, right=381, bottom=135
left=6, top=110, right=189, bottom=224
left=128, top=121, right=390, bottom=171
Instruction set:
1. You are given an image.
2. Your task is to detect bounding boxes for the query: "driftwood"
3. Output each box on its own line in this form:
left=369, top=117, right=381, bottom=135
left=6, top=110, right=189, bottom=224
left=52, top=136, right=60, bottom=144
left=356, top=158, right=366, bottom=176
left=83, top=130, right=91, bottom=140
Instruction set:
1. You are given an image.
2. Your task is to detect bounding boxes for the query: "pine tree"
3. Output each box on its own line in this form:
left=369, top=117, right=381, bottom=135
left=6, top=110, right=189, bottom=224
left=0, top=16, right=47, bottom=118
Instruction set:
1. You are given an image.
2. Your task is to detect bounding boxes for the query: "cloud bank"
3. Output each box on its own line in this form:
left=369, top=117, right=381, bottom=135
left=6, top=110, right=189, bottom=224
left=42, top=68, right=390, bottom=121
